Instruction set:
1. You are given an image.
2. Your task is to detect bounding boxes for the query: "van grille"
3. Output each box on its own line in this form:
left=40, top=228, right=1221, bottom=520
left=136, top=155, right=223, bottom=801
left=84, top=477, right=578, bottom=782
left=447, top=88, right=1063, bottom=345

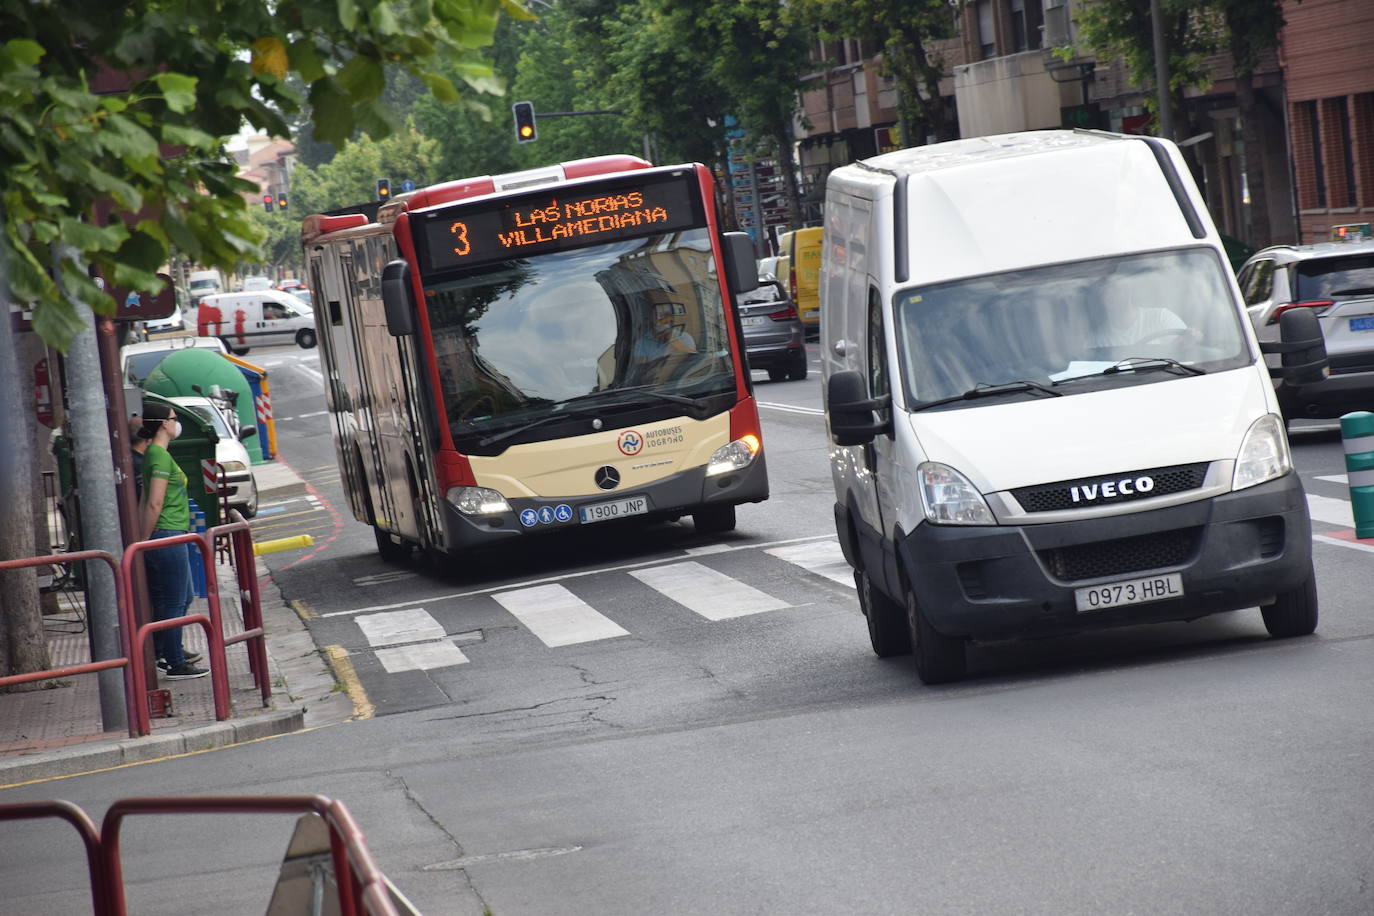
left=1012, top=463, right=1208, bottom=513
left=1039, top=529, right=1199, bottom=582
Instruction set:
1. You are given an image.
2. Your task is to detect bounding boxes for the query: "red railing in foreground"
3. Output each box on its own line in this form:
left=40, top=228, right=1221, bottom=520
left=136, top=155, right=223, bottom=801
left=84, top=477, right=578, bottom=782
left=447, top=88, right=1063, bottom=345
left=0, top=795, right=405, bottom=916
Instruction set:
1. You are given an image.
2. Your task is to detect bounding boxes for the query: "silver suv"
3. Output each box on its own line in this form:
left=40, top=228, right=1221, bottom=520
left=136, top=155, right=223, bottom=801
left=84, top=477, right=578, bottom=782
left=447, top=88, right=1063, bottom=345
left=1237, top=239, right=1374, bottom=421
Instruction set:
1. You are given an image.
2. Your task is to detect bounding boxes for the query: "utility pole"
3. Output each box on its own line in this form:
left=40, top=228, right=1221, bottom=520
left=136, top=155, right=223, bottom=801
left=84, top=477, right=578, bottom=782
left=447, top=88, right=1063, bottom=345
left=1150, top=0, right=1174, bottom=141
left=56, top=247, right=128, bottom=732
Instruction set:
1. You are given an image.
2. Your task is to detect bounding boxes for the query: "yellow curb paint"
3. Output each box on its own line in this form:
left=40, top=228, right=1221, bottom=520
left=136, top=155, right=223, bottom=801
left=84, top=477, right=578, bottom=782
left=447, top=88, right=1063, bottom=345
left=325, top=645, right=374, bottom=720
left=288, top=599, right=318, bottom=621
left=253, top=535, right=315, bottom=556
left=250, top=507, right=330, bottom=524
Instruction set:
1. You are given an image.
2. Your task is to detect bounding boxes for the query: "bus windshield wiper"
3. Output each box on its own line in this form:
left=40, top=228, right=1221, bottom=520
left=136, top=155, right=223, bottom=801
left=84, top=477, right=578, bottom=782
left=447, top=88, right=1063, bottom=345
left=1099, top=357, right=1204, bottom=377
left=477, top=387, right=706, bottom=447
left=910, top=380, right=1062, bottom=412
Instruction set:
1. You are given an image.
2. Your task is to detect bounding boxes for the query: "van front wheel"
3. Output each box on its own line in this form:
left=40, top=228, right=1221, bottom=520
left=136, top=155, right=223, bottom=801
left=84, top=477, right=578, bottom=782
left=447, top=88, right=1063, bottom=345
left=856, top=568, right=910, bottom=657
left=296, top=328, right=317, bottom=349
left=692, top=504, right=736, bottom=534
left=1261, top=571, right=1318, bottom=638
left=906, top=590, right=966, bottom=684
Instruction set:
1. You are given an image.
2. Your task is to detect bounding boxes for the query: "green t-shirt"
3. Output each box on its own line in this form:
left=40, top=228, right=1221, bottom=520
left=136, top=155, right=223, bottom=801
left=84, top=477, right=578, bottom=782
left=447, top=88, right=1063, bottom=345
left=143, top=444, right=190, bottom=532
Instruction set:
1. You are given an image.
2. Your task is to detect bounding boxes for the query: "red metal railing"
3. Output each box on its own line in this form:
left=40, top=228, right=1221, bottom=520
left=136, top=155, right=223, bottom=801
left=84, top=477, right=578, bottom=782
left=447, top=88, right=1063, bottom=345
left=0, top=795, right=406, bottom=916
left=211, top=511, right=270, bottom=707
left=0, top=551, right=139, bottom=738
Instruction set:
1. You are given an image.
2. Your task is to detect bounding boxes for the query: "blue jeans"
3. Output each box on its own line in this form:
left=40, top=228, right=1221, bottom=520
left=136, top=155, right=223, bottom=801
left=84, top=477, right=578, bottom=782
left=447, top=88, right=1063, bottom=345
left=145, top=530, right=194, bottom=667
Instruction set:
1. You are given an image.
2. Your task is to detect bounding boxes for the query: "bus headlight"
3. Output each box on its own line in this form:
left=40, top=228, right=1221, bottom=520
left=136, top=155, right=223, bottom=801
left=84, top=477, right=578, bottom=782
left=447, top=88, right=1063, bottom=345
left=706, top=435, right=761, bottom=477
left=1232, top=413, right=1291, bottom=491
left=918, top=462, right=995, bottom=525
left=447, top=486, right=511, bottom=516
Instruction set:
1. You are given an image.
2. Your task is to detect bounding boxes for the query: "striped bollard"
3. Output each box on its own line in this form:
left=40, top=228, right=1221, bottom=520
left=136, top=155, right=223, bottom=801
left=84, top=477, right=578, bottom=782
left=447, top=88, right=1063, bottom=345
left=1342, top=411, right=1374, bottom=539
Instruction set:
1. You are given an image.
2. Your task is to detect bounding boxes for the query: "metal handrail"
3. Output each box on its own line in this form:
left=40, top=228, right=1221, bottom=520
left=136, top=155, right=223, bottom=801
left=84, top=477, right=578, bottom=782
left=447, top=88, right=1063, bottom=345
left=0, top=800, right=110, bottom=915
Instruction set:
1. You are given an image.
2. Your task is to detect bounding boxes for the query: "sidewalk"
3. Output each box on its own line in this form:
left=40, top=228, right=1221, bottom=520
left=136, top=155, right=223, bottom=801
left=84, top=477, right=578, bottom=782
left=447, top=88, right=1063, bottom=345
left=0, top=460, right=353, bottom=787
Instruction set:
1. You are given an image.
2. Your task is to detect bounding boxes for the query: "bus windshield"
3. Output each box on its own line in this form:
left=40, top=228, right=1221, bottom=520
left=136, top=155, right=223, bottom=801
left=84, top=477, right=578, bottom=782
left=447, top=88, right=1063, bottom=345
left=423, top=228, right=736, bottom=447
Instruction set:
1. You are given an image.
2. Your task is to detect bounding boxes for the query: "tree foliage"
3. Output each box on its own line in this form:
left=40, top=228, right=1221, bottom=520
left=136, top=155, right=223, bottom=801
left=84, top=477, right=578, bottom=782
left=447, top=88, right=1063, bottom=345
left=0, top=0, right=532, bottom=350
left=290, top=122, right=443, bottom=216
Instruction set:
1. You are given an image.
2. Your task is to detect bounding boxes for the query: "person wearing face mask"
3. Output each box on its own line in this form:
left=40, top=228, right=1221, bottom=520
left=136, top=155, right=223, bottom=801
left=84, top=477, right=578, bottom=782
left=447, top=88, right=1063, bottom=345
left=138, top=401, right=208, bottom=680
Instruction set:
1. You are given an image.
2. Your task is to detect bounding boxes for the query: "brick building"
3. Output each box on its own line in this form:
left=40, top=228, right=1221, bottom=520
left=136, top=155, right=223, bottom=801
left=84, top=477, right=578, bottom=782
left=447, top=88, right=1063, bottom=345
left=1281, top=0, right=1374, bottom=243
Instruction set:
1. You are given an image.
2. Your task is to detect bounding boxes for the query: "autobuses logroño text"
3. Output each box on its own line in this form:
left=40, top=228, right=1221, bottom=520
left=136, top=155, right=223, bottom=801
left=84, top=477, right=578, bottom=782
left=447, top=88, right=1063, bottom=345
left=301, top=155, right=770, bottom=561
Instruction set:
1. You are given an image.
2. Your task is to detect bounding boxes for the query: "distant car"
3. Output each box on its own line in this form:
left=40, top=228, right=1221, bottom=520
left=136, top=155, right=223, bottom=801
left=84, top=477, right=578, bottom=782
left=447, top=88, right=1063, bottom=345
left=1237, top=238, right=1374, bottom=422
left=276, top=278, right=305, bottom=292
left=738, top=278, right=807, bottom=381
left=120, top=336, right=229, bottom=383
left=242, top=276, right=273, bottom=291
left=285, top=288, right=312, bottom=308
left=142, top=309, right=186, bottom=336
left=757, top=256, right=781, bottom=281
left=167, top=395, right=259, bottom=519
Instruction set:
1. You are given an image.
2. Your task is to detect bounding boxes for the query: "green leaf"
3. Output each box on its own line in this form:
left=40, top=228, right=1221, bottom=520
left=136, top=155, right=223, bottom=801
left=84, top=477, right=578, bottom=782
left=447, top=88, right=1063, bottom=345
left=31, top=293, right=87, bottom=353
left=310, top=78, right=354, bottom=145
left=336, top=54, right=385, bottom=101
left=452, top=59, right=504, bottom=96
left=499, top=0, right=540, bottom=23
left=1, top=39, right=45, bottom=69
left=290, top=40, right=326, bottom=83
left=57, top=218, right=128, bottom=252
left=421, top=72, right=461, bottom=104
left=159, top=125, right=217, bottom=150
left=153, top=72, right=199, bottom=113
left=338, top=0, right=358, bottom=31
left=354, top=98, right=402, bottom=139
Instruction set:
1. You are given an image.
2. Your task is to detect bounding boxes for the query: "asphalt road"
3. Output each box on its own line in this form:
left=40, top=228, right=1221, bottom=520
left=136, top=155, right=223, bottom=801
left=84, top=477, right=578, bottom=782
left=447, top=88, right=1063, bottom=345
left=3, top=341, right=1372, bottom=915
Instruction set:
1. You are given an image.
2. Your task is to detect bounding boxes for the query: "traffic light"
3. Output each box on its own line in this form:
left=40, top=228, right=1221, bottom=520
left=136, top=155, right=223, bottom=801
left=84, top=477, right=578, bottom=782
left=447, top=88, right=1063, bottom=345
left=513, top=101, right=537, bottom=143
left=262, top=193, right=274, bottom=212
left=277, top=192, right=288, bottom=211
left=377, top=178, right=391, bottom=201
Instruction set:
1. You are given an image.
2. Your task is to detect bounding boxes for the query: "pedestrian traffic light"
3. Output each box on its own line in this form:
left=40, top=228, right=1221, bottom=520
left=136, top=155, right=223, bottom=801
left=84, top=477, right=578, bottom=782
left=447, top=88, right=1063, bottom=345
left=262, top=193, right=274, bottom=212
left=377, top=178, right=391, bottom=200
left=513, top=101, right=537, bottom=143
left=277, top=193, right=288, bottom=211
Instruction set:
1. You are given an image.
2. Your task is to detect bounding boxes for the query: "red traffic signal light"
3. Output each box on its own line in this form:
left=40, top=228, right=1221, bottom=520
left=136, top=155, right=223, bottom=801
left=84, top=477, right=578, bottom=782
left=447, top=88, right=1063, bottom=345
left=513, top=101, right=537, bottom=143
left=262, top=193, right=274, bottom=212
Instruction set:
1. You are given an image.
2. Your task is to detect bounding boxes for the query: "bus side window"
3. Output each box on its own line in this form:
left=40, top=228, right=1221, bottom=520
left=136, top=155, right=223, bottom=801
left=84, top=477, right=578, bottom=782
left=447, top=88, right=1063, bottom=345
left=329, top=301, right=343, bottom=326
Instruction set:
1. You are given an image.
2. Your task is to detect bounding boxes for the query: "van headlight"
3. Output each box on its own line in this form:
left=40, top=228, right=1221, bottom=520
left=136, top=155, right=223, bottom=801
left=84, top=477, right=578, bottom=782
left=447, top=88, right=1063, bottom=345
left=447, top=486, right=511, bottom=516
left=918, top=462, right=995, bottom=525
left=219, top=460, right=247, bottom=474
left=1232, top=413, right=1291, bottom=491
left=706, top=435, right=761, bottom=477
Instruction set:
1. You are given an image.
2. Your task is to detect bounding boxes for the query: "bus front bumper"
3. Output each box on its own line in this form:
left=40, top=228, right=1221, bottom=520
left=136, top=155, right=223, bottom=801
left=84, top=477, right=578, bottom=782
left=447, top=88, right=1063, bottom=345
left=438, top=452, right=769, bottom=549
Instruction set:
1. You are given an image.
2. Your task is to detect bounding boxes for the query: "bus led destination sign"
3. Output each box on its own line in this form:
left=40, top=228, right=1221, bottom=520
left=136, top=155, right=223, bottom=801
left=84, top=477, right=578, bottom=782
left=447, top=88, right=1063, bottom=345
left=421, top=171, right=702, bottom=271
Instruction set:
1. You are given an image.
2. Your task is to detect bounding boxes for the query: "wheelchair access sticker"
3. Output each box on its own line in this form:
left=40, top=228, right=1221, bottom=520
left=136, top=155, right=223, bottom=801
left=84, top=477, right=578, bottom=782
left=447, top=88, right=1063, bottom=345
left=520, top=504, right=574, bottom=528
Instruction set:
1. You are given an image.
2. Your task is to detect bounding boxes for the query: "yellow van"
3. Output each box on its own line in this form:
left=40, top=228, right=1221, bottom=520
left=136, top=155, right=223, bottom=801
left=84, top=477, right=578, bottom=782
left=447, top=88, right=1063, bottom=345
left=778, top=227, right=823, bottom=331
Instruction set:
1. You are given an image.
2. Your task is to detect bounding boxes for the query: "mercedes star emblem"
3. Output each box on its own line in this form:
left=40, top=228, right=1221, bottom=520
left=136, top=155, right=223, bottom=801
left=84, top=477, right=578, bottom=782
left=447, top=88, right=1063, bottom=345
left=595, top=465, right=620, bottom=490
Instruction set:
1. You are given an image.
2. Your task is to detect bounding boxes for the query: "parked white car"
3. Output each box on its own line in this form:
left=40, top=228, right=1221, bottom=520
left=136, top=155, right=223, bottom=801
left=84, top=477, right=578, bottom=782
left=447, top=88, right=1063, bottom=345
left=168, top=395, right=259, bottom=518
left=120, top=336, right=229, bottom=383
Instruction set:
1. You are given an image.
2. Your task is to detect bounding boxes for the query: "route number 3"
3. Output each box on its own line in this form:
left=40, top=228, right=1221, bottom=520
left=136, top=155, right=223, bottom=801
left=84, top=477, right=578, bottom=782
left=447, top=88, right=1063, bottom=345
left=449, top=221, right=470, bottom=257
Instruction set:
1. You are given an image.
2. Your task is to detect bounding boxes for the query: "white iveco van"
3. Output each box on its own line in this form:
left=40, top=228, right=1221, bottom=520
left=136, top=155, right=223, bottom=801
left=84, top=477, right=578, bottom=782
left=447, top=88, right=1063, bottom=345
left=822, top=130, right=1329, bottom=684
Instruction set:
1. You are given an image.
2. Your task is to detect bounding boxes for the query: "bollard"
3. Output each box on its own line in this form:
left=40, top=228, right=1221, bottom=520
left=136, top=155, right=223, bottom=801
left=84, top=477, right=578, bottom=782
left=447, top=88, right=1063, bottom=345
left=187, top=503, right=208, bottom=598
left=253, top=534, right=315, bottom=556
left=1342, top=411, right=1374, bottom=539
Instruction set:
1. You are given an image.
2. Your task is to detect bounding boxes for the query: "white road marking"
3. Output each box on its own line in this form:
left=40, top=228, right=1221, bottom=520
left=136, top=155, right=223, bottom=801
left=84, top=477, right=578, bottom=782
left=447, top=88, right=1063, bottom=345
left=631, top=561, right=789, bottom=620
left=319, top=533, right=835, bottom=619
left=766, top=539, right=853, bottom=587
left=684, top=544, right=733, bottom=556
left=375, top=640, right=469, bottom=673
left=1307, top=494, right=1355, bottom=528
left=493, top=584, right=629, bottom=647
left=1314, top=534, right=1374, bottom=554
left=1316, top=474, right=1349, bottom=485
left=356, top=608, right=446, bottom=647
left=757, top=401, right=823, bottom=416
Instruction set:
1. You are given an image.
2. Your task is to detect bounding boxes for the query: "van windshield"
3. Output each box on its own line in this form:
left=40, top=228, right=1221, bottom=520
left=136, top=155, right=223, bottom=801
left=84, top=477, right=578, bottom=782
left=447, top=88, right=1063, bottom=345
left=893, top=248, right=1252, bottom=409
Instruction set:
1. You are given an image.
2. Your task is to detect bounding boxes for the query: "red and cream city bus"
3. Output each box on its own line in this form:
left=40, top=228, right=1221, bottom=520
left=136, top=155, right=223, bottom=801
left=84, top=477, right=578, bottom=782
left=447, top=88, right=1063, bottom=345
left=301, top=155, right=769, bottom=561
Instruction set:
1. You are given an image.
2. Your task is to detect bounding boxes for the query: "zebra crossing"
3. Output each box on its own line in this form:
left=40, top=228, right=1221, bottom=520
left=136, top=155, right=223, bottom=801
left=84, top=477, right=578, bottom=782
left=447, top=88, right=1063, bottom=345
left=339, top=483, right=1370, bottom=678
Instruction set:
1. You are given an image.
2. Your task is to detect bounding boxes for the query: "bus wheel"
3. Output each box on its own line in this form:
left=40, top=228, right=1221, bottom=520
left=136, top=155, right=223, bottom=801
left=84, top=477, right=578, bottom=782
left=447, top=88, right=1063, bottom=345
left=296, top=328, right=317, bottom=349
left=906, top=590, right=966, bottom=684
left=692, top=504, right=736, bottom=534
left=856, top=568, right=910, bottom=657
left=373, top=526, right=411, bottom=563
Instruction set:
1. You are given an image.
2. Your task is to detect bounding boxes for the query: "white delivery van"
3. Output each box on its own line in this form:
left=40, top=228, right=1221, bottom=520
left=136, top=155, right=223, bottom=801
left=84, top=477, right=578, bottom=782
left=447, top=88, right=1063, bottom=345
left=198, top=289, right=317, bottom=354
left=822, top=130, right=1329, bottom=683
left=187, top=269, right=224, bottom=303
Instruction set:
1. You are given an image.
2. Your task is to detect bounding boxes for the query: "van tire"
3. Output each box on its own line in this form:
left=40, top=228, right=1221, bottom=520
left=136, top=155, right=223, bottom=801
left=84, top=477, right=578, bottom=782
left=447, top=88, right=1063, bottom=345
left=692, top=504, right=736, bottom=534
left=373, top=526, right=411, bottom=563
left=906, top=590, right=966, bottom=684
left=1261, top=571, right=1318, bottom=638
left=220, top=338, right=249, bottom=356
left=786, top=350, right=808, bottom=381
left=296, top=328, right=317, bottom=349
left=856, top=568, right=911, bottom=657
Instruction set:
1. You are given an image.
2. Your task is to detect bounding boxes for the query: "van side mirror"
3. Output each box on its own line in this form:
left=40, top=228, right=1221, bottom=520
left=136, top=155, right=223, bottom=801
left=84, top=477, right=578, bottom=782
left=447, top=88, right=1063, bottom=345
left=238, top=425, right=258, bottom=441
left=826, top=369, right=891, bottom=446
left=381, top=259, right=415, bottom=337
left=1259, top=307, right=1328, bottom=387
left=722, top=232, right=759, bottom=296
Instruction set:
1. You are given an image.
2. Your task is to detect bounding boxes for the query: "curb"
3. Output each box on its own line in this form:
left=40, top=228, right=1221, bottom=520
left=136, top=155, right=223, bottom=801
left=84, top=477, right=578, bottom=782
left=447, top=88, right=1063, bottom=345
left=0, top=472, right=350, bottom=787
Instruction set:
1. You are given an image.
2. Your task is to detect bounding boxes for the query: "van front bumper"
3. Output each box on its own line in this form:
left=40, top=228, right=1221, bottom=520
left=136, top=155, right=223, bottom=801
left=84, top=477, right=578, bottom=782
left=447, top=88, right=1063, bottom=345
left=898, top=473, right=1312, bottom=641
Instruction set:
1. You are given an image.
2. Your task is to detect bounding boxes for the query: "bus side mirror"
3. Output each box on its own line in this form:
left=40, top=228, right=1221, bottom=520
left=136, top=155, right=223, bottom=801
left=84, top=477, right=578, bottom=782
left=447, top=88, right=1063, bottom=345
left=722, top=232, right=759, bottom=296
left=381, top=259, right=415, bottom=337
left=827, top=369, right=891, bottom=446
left=1259, top=307, right=1328, bottom=387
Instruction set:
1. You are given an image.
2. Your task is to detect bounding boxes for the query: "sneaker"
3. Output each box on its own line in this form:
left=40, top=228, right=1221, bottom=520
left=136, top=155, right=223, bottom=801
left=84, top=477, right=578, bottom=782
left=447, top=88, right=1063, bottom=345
left=156, top=658, right=169, bottom=671
left=184, top=651, right=203, bottom=664
left=164, top=663, right=209, bottom=680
